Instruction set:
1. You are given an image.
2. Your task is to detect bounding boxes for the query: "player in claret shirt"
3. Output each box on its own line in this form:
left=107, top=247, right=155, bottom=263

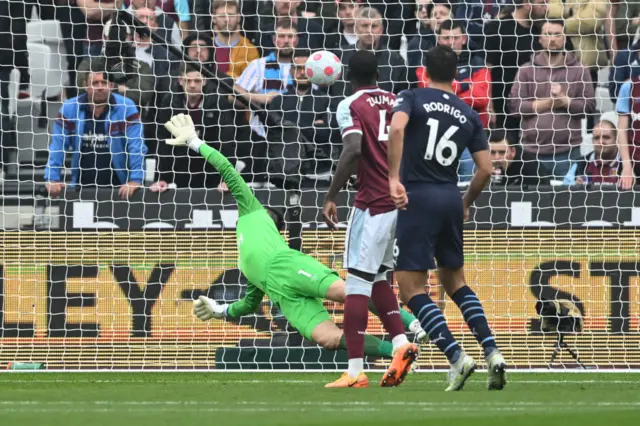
left=322, top=50, right=421, bottom=389
left=388, top=45, right=507, bottom=391
left=161, top=114, right=426, bottom=385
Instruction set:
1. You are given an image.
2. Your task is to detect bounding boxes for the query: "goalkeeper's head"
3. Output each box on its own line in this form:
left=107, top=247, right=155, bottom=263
left=265, top=206, right=285, bottom=230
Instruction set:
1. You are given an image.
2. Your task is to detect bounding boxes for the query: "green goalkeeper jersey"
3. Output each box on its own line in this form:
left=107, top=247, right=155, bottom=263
left=198, top=145, right=291, bottom=317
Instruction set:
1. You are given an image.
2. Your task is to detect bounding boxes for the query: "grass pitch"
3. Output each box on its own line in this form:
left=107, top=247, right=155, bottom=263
left=0, top=372, right=639, bottom=426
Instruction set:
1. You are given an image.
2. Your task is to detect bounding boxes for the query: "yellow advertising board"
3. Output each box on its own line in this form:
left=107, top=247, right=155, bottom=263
left=0, top=230, right=639, bottom=369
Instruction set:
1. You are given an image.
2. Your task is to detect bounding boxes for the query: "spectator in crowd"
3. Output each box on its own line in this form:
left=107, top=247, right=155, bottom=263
left=76, top=56, right=155, bottom=109
left=133, top=7, right=179, bottom=103
left=267, top=49, right=334, bottom=168
left=0, top=0, right=17, bottom=177
left=606, top=0, right=640, bottom=58
left=564, top=112, right=621, bottom=186
left=509, top=19, right=595, bottom=179
left=258, top=0, right=325, bottom=52
left=406, top=0, right=451, bottom=70
left=325, top=0, right=361, bottom=50
left=613, top=73, right=640, bottom=189
left=152, top=65, right=239, bottom=191
left=606, top=1, right=620, bottom=59
left=7, top=0, right=57, bottom=99
left=609, top=39, right=640, bottom=103
left=193, top=0, right=259, bottom=40
left=367, top=0, right=415, bottom=51
left=183, top=34, right=215, bottom=69
left=125, top=0, right=190, bottom=38
left=78, top=0, right=118, bottom=57
left=233, top=17, right=296, bottom=138
left=546, top=0, right=608, bottom=97
left=44, top=58, right=147, bottom=199
left=489, top=128, right=548, bottom=186
left=484, top=0, right=548, bottom=132
left=58, top=1, right=88, bottom=99
left=128, top=0, right=182, bottom=48
left=332, top=6, right=409, bottom=101
left=451, top=0, right=501, bottom=51
left=417, top=19, right=491, bottom=128
left=228, top=17, right=297, bottom=181
left=209, top=0, right=260, bottom=79
left=417, top=19, right=491, bottom=181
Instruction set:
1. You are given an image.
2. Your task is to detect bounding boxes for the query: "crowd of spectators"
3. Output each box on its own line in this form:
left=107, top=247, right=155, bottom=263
left=0, top=0, right=639, bottom=194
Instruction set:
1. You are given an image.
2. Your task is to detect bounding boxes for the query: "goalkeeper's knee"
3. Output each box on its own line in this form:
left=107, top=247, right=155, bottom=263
left=313, top=331, right=342, bottom=351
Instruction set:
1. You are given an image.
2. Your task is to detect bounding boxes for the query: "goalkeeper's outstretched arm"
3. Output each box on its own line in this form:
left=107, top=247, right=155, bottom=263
left=198, top=144, right=263, bottom=216
left=193, top=284, right=265, bottom=321
left=164, top=114, right=262, bottom=216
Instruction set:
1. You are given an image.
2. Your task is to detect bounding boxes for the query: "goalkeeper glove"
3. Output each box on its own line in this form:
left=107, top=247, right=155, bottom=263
left=164, top=113, right=205, bottom=152
left=193, top=295, right=228, bottom=321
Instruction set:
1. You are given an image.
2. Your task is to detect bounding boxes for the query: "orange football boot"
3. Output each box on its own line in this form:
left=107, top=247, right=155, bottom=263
left=325, top=372, right=369, bottom=388
left=380, top=343, right=419, bottom=387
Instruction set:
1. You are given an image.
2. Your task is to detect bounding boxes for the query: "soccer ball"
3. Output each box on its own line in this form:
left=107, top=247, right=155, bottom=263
left=305, top=51, right=342, bottom=86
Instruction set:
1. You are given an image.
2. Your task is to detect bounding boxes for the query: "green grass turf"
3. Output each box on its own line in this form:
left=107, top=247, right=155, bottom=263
left=0, top=372, right=639, bottom=426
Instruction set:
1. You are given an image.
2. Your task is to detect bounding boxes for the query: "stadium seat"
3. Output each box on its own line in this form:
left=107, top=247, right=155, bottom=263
left=595, top=87, right=614, bottom=114
left=25, top=42, right=64, bottom=100
left=26, top=19, right=68, bottom=95
left=27, top=19, right=63, bottom=44
left=7, top=68, right=19, bottom=118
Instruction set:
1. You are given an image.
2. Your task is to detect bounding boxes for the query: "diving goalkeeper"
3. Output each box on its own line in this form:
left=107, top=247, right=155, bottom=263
left=164, top=114, right=425, bottom=388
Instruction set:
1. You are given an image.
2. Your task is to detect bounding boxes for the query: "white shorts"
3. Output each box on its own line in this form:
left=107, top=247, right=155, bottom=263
left=343, top=207, right=397, bottom=275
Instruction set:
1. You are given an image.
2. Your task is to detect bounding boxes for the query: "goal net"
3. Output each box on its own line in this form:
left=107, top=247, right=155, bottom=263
left=0, top=0, right=639, bottom=370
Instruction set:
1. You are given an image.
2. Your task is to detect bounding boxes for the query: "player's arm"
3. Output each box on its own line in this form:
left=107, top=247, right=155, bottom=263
left=163, top=114, right=263, bottom=216
left=615, top=82, right=635, bottom=190
left=233, top=84, right=279, bottom=106
left=232, top=61, right=278, bottom=106
left=388, top=111, right=407, bottom=182
left=227, top=284, right=266, bottom=318
left=462, top=118, right=492, bottom=219
left=388, top=90, right=414, bottom=209
left=193, top=284, right=266, bottom=321
left=323, top=100, right=364, bottom=228
left=323, top=133, right=362, bottom=228
left=606, top=1, right=620, bottom=59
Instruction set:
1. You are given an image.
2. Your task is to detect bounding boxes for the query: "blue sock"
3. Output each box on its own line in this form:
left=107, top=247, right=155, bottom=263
left=407, top=293, right=461, bottom=363
left=452, top=285, right=497, bottom=357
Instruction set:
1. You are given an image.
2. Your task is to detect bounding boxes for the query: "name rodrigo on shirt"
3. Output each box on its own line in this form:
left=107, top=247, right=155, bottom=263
left=422, top=101, right=468, bottom=124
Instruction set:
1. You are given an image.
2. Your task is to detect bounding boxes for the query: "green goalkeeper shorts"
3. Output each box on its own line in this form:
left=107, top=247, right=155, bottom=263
left=265, top=249, right=340, bottom=340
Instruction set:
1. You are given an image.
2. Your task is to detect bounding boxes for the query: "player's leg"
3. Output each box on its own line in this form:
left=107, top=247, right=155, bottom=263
left=341, top=208, right=414, bottom=384
left=437, top=267, right=507, bottom=390
left=434, top=189, right=505, bottom=390
left=323, top=278, right=422, bottom=334
left=374, top=216, right=427, bottom=342
left=276, top=297, right=393, bottom=389
left=394, top=189, right=473, bottom=391
left=199, top=144, right=262, bottom=216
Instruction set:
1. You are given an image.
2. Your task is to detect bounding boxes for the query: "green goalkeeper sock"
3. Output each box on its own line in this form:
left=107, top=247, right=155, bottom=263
left=368, top=299, right=417, bottom=331
left=339, top=334, right=393, bottom=358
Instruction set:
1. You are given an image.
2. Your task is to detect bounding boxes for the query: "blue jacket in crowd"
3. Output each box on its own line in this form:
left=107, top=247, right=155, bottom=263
left=45, top=93, right=147, bottom=186
left=609, top=43, right=640, bottom=102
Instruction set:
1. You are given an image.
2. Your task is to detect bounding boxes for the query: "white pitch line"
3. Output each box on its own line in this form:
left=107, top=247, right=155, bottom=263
left=2, top=379, right=640, bottom=385
left=0, top=407, right=537, bottom=414
left=0, top=405, right=635, bottom=415
left=3, top=369, right=640, bottom=374
left=0, top=379, right=320, bottom=384
left=0, top=401, right=638, bottom=408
